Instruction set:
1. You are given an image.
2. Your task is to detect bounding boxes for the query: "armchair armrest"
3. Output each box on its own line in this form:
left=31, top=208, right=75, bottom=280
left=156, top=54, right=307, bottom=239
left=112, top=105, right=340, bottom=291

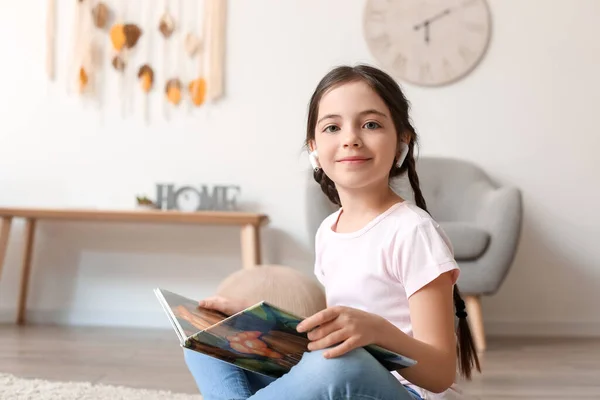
left=467, top=183, right=523, bottom=294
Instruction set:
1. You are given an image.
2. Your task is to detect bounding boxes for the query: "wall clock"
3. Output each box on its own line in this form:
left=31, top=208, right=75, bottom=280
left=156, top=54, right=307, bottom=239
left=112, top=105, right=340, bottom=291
left=363, top=0, right=492, bottom=87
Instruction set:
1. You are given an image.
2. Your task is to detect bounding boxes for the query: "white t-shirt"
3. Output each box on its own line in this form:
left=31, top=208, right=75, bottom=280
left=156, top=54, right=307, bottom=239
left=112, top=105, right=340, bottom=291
left=313, top=201, right=465, bottom=399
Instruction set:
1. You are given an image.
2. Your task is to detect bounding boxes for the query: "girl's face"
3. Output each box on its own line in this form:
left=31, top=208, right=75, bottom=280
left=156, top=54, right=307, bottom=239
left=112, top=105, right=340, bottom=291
left=311, top=80, right=399, bottom=192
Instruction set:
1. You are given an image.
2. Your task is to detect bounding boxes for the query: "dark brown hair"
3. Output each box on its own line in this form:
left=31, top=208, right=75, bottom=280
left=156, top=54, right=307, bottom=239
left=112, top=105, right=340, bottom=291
left=305, top=64, right=481, bottom=379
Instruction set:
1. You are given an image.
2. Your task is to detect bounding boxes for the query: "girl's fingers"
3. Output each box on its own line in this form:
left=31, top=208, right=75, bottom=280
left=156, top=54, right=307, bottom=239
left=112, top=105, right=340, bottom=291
left=198, top=296, right=217, bottom=307
left=307, top=321, right=341, bottom=341
left=297, top=307, right=342, bottom=333
left=307, top=327, right=347, bottom=352
left=199, top=296, right=247, bottom=315
left=322, top=336, right=360, bottom=359
left=199, top=296, right=227, bottom=312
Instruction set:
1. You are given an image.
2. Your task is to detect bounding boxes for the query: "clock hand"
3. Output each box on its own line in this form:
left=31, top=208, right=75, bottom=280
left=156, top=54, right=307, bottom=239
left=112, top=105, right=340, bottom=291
left=413, top=8, right=452, bottom=31
left=414, top=8, right=452, bottom=44
left=429, top=8, right=452, bottom=24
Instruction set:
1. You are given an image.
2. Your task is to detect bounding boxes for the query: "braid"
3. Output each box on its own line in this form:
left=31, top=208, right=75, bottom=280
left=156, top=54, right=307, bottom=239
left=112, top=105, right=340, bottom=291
left=405, top=144, right=481, bottom=379
left=453, top=286, right=481, bottom=379
left=314, top=168, right=341, bottom=206
left=406, top=144, right=427, bottom=212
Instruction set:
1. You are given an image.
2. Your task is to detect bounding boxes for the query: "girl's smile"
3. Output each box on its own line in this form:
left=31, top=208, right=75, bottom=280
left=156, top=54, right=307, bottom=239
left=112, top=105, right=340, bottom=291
left=336, top=156, right=373, bottom=165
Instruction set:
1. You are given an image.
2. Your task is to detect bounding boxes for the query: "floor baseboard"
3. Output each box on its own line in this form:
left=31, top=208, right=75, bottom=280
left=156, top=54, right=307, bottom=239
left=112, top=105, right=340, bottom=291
left=485, top=320, right=600, bottom=337
left=0, top=308, right=169, bottom=328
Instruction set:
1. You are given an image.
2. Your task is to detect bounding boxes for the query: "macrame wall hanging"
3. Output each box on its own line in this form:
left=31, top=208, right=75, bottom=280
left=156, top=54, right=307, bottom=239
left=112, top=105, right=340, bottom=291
left=46, top=0, right=56, bottom=81
left=204, top=0, right=226, bottom=102
left=48, top=0, right=228, bottom=122
left=184, top=0, right=205, bottom=111
left=138, top=0, right=155, bottom=123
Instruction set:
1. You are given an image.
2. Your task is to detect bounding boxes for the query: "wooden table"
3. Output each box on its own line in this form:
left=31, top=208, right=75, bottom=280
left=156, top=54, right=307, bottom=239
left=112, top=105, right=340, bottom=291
left=0, top=207, right=269, bottom=325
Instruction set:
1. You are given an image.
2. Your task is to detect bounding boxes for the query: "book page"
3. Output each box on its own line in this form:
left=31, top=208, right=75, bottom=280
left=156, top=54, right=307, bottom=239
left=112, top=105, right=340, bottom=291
left=186, top=301, right=310, bottom=378
left=157, top=289, right=228, bottom=338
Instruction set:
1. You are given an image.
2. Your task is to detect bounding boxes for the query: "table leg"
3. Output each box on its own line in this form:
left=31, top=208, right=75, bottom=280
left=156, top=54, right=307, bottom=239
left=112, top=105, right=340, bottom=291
left=240, top=224, right=261, bottom=269
left=0, top=217, right=13, bottom=281
left=17, top=218, right=37, bottom=325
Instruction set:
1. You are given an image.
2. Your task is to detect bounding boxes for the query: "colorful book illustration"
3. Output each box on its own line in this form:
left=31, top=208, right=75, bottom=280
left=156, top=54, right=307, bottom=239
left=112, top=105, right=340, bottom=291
left=154, top=288, right=417, bottom=378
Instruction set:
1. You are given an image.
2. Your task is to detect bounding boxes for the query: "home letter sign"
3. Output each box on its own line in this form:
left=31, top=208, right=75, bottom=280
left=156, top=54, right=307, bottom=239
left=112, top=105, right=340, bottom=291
left=155, top=184, right=241, bottom=211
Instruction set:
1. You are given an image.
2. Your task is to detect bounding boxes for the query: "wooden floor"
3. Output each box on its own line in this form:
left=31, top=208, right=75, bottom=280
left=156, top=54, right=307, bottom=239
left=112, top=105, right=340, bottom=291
left=1, top=325, right=599, bottom=399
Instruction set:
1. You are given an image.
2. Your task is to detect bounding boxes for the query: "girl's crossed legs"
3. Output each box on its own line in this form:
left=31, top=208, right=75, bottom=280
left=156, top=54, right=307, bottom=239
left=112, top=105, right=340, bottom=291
left=184, top=348, right=422, bottom=400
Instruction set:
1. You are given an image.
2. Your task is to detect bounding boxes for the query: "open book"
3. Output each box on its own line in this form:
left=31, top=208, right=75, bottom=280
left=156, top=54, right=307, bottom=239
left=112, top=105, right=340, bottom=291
left=154, top=288, right=417, bottom=378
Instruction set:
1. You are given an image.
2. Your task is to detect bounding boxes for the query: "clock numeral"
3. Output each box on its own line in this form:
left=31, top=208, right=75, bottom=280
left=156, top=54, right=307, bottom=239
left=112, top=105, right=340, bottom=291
left=464, top=21, right=485, bottom=33
left=372, top=34, right=392, bottom=53
left=365, top=0, right=389, bottom=20
left=442, top=58, right=454, bottom=79
left=364, top=26, right=386, bottom=41
left=458, top=46, right=476, bottom=63
left=366, top=9, right=386, bottom=22
left=392, top=53, right=407, bottom=74
left=419, top=63, right=433, bottom=82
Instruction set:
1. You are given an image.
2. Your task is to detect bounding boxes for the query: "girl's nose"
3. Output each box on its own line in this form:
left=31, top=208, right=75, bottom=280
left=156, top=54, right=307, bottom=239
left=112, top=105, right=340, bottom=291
left=342, top=129, right=362, bottom=148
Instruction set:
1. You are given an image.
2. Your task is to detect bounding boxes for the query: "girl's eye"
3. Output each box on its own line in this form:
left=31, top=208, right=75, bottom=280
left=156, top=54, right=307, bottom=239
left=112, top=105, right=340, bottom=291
left=364, top=121, right=381, bottom=130
left=324, top=125, right=340, bottom=133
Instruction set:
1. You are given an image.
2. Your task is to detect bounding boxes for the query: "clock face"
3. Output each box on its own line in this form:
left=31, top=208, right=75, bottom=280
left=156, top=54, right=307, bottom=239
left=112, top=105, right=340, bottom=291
left=174, top=187, right=202, bottom=212
left=363, top=0, right=491, bottom=87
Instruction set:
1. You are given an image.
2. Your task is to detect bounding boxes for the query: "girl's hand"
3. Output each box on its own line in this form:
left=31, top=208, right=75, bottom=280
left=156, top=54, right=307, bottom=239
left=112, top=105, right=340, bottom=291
left=199, top=296, right=250, bottom=316
left=296, top=306, right=385, bottom=359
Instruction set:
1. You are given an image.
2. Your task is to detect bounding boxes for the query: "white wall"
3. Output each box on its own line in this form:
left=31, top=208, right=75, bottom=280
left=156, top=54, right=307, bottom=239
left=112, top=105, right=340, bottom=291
left=1, top=0, right=599, bottom=336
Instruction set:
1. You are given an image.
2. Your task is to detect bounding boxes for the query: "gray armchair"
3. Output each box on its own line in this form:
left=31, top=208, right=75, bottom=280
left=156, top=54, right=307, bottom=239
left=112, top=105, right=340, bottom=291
left=410, top=156, right=523, bottom=351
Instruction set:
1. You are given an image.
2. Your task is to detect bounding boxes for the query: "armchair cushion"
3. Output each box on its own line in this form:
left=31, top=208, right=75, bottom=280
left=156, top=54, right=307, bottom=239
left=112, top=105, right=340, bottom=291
left=439, top=222, right=490, bottom=261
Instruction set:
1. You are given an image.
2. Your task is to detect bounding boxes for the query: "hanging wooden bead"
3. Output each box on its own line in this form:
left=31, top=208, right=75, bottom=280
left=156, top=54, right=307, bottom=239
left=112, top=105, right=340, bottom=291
left=188, top=77, right=207, bottom=106
left=159, top=13, right=175, bottom=38
left=138, top=64, right=154, bottom=92
left=91, top=2, right=110, bottom=29
left=184, top=33, right=202, bottom=57
left=111, top=55, right=125, bottom=71
left=110, top=23, right=142, bottom=51
left=165, top=79, right=182, bottom=105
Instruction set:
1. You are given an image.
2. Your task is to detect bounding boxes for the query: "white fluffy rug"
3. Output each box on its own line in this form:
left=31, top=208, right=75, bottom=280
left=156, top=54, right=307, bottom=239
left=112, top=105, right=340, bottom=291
left=0, top=373, right=203, bottom=400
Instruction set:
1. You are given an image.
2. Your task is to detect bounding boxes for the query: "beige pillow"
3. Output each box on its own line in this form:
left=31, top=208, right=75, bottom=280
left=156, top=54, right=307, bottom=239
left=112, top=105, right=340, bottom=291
left=216, top=265, right=327, bottom=318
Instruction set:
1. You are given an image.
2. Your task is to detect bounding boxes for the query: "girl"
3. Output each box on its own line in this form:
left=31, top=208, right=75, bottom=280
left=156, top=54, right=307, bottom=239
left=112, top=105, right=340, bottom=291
left=184, top=64, right=480, bottom=400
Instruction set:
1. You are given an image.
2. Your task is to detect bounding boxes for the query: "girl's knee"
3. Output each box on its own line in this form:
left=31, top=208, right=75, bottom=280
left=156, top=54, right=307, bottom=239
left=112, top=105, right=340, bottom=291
left=289, top=348, right=412, bottom=399
left=300, top=348, right=383, bottom=381
left=183, top=347, right=206, bottom=368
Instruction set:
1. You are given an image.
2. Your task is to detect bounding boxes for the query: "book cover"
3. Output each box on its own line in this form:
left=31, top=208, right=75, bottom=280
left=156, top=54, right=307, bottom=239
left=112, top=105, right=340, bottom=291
left=155, top=288, right=417, bottom=378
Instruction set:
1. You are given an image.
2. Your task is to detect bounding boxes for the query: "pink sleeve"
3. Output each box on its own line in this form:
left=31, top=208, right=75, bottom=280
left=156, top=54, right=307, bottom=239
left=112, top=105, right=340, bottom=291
left=391, top=219, right=460, bottom=298
left=314, top=261, right=325, bottom=285
left=313, top=225, right=326, bottom=285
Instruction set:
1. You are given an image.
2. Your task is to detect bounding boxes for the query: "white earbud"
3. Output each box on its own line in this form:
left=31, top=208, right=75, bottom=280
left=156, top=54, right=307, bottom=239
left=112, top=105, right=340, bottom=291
left=396, top=142, right=409, bottom=168
left=308, top=150, right=320, bottom=171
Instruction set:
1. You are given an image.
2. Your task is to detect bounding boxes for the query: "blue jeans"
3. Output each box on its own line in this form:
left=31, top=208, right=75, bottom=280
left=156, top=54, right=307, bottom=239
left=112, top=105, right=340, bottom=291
left=184, top=347, right=422, bottom=400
